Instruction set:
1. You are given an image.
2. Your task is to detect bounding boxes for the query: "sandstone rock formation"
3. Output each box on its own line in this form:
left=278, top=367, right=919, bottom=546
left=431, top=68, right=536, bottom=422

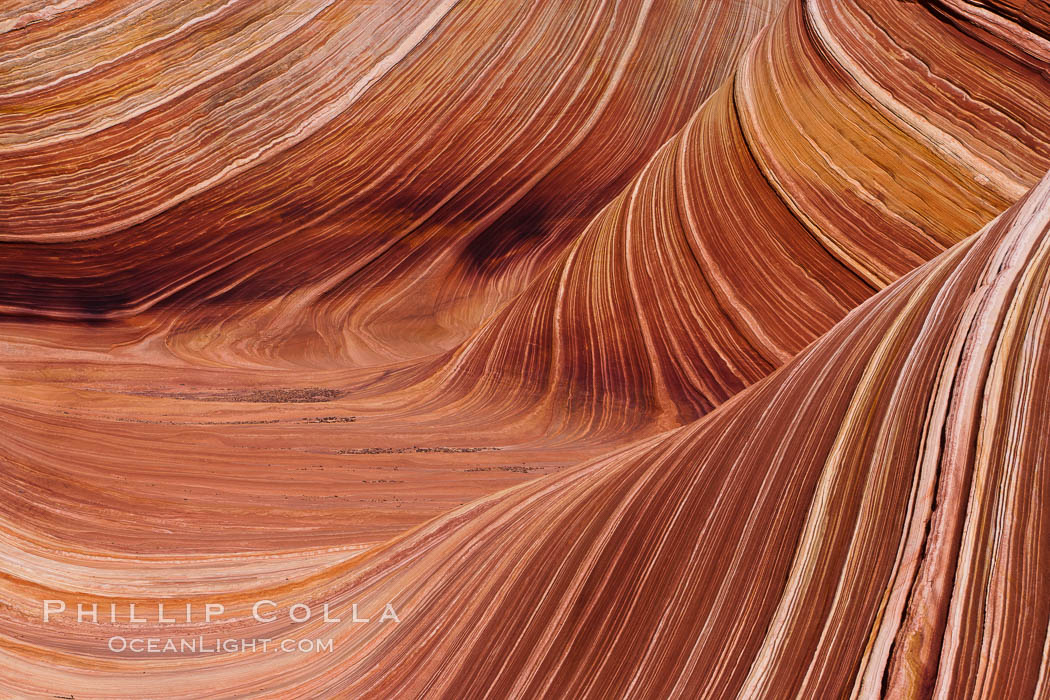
left=1, top=0, right=1048, bottom=696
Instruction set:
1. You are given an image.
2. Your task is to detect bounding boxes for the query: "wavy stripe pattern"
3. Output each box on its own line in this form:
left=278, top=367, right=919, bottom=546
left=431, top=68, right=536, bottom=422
left=1, top=0, right=1049, bottom=697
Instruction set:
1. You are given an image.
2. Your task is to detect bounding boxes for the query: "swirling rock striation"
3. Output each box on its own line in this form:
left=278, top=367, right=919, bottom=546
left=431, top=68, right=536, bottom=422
left=0, top=0, right=1049, bottom=697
